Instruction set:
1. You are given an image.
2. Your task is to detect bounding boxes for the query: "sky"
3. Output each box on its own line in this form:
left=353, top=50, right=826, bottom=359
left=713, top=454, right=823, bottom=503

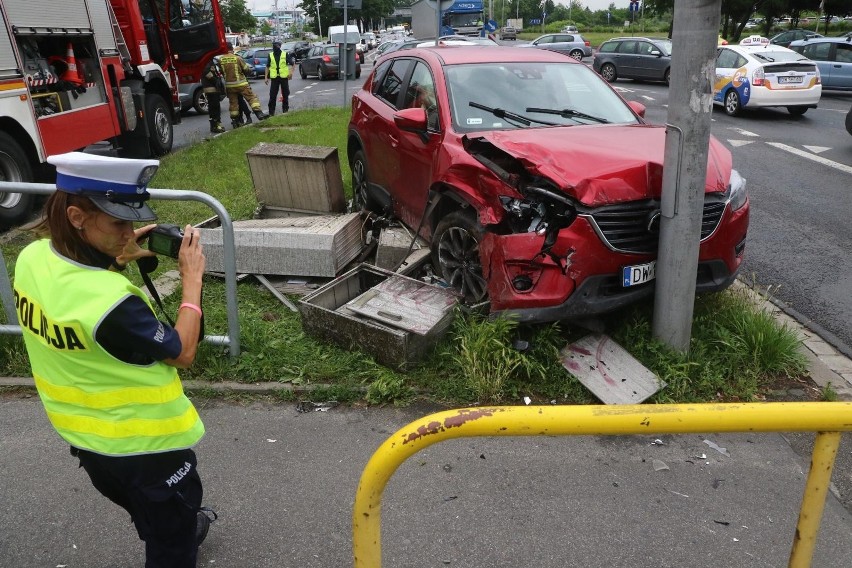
left=247, top=1, right=622, bottom=12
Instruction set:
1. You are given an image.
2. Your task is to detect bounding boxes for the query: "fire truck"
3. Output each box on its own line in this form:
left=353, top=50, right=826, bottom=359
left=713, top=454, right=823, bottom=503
left=0, top=0, right=227, bottom=226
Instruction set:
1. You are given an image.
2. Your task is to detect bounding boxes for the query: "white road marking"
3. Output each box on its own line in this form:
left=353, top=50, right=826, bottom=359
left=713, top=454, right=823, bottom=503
left=731, top=127, right=760, bottom=137
left=641, top=95, right=655, bottom=101
left=802, top=145, right=831, bottom=154
left=728, top=139, right=755, bottom=147
left=767, top=142, right=852, bottom=175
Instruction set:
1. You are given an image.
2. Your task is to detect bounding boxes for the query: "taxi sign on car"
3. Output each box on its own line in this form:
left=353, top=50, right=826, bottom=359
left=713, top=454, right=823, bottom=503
left=739, top=35, right=770, bottom=46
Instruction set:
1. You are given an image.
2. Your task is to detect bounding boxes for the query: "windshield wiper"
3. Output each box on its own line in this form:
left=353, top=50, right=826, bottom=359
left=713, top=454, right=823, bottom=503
left=526, top=107, right=610, bottom=124
left=469, top=101, right=557, bottom=127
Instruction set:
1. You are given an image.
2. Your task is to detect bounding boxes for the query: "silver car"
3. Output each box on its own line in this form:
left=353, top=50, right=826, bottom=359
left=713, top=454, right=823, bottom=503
left=518, top=33, right=592, bottom=60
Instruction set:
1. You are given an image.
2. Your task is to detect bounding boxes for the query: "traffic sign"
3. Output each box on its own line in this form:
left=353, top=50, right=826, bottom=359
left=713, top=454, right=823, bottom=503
left=529, top=18, right=541, bottom=24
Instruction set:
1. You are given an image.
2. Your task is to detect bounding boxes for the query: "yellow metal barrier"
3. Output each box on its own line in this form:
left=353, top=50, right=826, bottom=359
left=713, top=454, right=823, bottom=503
left=352, top=402, right=852, bottom=567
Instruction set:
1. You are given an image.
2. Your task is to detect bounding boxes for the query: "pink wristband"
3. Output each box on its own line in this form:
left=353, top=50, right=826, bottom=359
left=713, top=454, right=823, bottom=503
left=179, top=302, right=202, bottom=317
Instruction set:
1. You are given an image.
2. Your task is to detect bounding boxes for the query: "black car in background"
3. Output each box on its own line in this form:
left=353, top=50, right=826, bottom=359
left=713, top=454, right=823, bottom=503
left=298, top=44, right=362, bottom=80
left=593, top=36, right=673, bottom=85
left=769, top=29, right=823, bottom=48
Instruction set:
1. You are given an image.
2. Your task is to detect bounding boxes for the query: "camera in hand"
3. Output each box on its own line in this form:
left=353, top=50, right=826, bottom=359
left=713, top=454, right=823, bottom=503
left=148, top=224, right=184, bottom=258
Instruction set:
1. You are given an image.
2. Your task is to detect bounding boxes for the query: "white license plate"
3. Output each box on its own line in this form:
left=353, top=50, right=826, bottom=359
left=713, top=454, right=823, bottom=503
left=778, top=75, right=803, bottom=84
left=622, top=261, right=656, bottom=287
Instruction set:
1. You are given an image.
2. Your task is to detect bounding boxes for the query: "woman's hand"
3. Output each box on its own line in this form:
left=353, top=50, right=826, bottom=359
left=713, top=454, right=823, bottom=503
left=178, top=224, right=206, bottom=290
left=115, top=224, right=157, bottom=266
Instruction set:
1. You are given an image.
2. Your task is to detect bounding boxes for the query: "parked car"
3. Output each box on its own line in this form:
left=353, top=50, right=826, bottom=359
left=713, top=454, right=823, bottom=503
left=518, top=33, right=592, bottom=60
left=789, top=36, right=852, bottom=90
left=593, top=36, right=673, bottom=85
left=561, top=25, right=579, bottom=33
left=240, top=47, right=273, bottom=79
left=500, top=26, right=517, bottom=40
left=298, top=44, right=362, bottom=80
left=178, top=81, right=208, bottom=114
left=769, top=29, right=822, bottom=48
left=713, top=36, right=821, bottom=116
left=347, top=46, right=749, bottom=320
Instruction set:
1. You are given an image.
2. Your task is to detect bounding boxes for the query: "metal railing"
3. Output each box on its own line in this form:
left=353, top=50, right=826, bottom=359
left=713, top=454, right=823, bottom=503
left=0, top=181, right=240, bottom=356
left=353, top=402, right=852, bottom=568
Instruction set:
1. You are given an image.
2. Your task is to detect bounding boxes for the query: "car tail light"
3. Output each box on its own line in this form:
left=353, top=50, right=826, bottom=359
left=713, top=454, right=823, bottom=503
left=584, top=40, right=590, bottom=47
left=815, top=68, right=821, bottom=84
left=752, top=67, right=764, bottom=86
left=322, top=55, right=331, bottom=62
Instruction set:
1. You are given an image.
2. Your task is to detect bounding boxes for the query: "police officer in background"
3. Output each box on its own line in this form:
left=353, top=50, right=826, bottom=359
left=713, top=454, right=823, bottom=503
left=201, top=56, right=225, bottom=133
left=265, top=40, right=295, bottom=115
left=219, top=43, right=268, bottom=128
left=15, top=152, right=215, bottom=567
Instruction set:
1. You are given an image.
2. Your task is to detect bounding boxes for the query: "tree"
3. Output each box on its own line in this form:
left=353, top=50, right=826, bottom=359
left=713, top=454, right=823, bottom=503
left=221, top=0, right=257, bottom=33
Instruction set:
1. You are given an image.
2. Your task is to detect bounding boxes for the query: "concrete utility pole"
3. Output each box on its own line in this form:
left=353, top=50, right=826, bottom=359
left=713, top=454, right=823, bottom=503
left=651, top=0, right=722, bottom=352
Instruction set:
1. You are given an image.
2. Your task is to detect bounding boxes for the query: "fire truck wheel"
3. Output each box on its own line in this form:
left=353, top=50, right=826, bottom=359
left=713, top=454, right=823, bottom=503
left=146, top=94, right=173, bottom=157
left=0, top=132, right=35, bottom=229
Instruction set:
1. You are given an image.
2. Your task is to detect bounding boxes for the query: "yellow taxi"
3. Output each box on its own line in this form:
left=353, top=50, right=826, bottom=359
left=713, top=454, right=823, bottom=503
left=713, top=35, right=822, bottom=116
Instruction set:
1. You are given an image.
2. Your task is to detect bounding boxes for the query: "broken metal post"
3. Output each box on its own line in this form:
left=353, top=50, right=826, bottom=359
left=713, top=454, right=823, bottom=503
left=652, top=0, right=722, bottom=352
left=255, top=274, right=298, bottom=312
left=788, top=431, right=843, bottom=568
left=352, top=403, right=852, bottom=568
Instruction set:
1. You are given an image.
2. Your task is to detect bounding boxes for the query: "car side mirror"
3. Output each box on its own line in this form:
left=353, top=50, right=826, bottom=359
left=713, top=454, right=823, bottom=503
left=627, top=100, right=646, bottom=118
left=650, top=50, right=661, bottom=56
left=394, top=107, right=429, bottom=130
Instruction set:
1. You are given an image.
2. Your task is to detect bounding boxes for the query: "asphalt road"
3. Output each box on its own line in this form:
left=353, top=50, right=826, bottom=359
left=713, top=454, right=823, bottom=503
left=2, top=395, right=851, bottom=567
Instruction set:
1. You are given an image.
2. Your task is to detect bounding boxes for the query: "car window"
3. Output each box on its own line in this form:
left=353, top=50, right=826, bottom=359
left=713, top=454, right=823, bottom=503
left=555, top=35, right=574, bottom=42
left=403, top=61, right=439, bottom=131
left=716, top=48, right=740, bottom=68
left=637, top=41, right=656, bottom=56
left=837, top=43, right=852, bottom=63
left=598, top=41, right=618, bottom=53
left=372, top=60, right=392, bottom=95
left=535, top=36, right=552, bottom=45
left=617, top=40, right=637, bottom=54
left=800, top=41, right=831, bottom=61
left=376, top=58, right=412, bottom=108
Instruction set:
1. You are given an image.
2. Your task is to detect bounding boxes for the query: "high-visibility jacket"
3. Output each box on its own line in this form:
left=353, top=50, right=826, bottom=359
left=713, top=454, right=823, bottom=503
left=14, top=239, right=204, bottom=456
left=268, top=51, right=290, bottom=79
left=220, top=53, right=249, bottom=89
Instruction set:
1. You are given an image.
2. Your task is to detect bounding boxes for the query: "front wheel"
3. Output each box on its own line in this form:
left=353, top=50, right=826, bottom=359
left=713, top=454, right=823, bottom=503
left=431, top=210, right=488, bottom=304
left=663, top=68, right=671, bottom=86
left=350, top=149, right=378, bottom=213
left=299, top=64, right=307, bottom=79
left=787, top=106, right=808, bottom=116
left=600, top=63, right=617, bottom=82
left=724, top=89, right=741, bottom=116
left=569, top=49, right=584, bottom=61
left=146, top=93, right=173, bottom=157
left=0, top=131, right=36, bottom=229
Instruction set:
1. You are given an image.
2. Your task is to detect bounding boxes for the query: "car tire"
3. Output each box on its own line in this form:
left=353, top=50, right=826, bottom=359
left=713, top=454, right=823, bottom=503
left=724, top=89, right=741, bottom=116
left=569, top=49, right=584, bottom=61
left=146, top=93, right=173, bottom=157
left=0, top=131, right=36, bottom=229
left=663, top=68, right=671, bottom=86
left=846, top=106, right=852, bottom=135
left=318, top=66, right=326, bottom=81
left=350, top=149, right=378, bottom=213
left=787, top=106, right=808, bottom=116
left=299, top=64, right=307, bottom=79
left=600, top=63, right=617, bottom=82
left=431, top=210, right=488, bottom=304
left=192, top=88, right=209, bottom=114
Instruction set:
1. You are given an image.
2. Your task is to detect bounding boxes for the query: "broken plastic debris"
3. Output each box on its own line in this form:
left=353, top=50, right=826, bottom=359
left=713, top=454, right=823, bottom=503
left=651, top=439, right=665, bottom=446
left=266, top=439, right=277, bottom=443
left=733, top=538, right=740, bottom=542
left=523, top=396, right=532, bottom=405
left=652, top=459, right=670, bottom=471
left=296, top=400, right=339, bottom=413
left=703, top=439, right=731, bottom=457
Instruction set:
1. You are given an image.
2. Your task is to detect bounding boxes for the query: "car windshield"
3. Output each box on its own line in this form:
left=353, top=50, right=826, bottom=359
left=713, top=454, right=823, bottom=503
left=445, top=62, right=639, bottom=132
left=654, top=39, right=673, bottom=55
left=752, top=50, right=808, bottom=62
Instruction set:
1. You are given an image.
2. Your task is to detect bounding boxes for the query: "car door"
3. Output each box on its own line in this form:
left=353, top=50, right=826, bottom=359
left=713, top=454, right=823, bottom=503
left=547, top=34, right=574, bottom=56
left=616, top=40, right=640, bottom=77
left=799, top=41, right=834, bottom=86
left=635, top=40, right=663, bottom=79
left=714, top=48, right=750, bottom=106
left=832, top=42, right=852, bottom=90
left=391, top=60, right=442, bottom=229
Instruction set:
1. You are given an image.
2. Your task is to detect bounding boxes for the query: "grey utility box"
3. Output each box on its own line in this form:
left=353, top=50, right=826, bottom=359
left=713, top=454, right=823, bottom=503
left=298, top=264, right=458, bottom=370
left=245, top=143, right=346, bottom=213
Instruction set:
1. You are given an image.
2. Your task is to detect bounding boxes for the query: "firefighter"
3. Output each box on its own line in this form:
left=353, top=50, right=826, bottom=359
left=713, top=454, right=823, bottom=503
left=14, top=152, right=216, bottom=566
left=264, top=40, right=295, bottom=115
left=219, top=44, right=268, bottom=128
left=201, top=56, right=225, bottom=133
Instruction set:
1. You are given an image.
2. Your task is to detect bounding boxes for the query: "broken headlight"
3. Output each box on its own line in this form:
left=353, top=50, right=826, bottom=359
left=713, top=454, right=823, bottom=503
left=727, top=169, right=747, bottom=211
left=500, top=184, right=578, bottom=251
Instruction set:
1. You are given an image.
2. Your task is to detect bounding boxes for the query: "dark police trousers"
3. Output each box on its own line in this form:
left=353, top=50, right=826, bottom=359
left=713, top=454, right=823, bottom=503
left=72, top=446, right=203, bottom=568
left=268, top=77, right=290, bottom=115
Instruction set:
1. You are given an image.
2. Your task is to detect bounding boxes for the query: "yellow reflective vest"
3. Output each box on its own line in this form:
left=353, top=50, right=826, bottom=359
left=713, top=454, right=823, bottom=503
left=14, top=239, right=204, bottom=456
left=268, top=51, right=290, bottom=79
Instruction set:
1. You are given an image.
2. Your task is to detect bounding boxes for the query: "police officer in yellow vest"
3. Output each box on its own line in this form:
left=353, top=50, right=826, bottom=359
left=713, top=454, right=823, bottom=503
left=219, top=43, right=268, bottom=128
left=14, top=152, right=215, bottom=567
left=264, top=40, right=294, bottom=115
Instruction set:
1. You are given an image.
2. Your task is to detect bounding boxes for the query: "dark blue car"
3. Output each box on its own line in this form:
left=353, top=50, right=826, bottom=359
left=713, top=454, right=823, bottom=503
left=240, top=47, right=272, bottom=79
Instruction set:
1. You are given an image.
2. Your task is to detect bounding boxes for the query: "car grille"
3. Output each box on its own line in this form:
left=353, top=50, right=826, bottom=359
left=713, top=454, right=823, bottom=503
left=586, top=199, right=727, bottom=254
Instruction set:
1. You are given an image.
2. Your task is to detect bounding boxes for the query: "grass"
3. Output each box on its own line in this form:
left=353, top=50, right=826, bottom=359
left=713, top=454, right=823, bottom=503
left=0, top=107, right=811, bottom=407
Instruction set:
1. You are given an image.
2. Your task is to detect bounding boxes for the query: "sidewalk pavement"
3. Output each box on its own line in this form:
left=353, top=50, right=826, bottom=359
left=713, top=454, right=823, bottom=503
left=1, top=283, right=851, bottom=567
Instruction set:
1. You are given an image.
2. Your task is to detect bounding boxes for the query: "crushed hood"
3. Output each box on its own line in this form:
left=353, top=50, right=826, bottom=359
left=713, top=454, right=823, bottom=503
left=473, top=125, right=732, bottom=207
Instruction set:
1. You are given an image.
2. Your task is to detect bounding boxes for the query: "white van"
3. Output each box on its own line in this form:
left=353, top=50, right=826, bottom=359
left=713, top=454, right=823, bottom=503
left=328, top=25, right=361, bottom=45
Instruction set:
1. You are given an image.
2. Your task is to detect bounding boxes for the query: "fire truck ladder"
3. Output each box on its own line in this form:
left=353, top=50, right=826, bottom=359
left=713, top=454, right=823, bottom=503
left=106, top=3, right=132, bottom=63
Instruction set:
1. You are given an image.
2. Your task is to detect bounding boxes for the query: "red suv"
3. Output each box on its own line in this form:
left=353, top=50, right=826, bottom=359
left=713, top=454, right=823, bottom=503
left=347, top=46, right=749, bottom=323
